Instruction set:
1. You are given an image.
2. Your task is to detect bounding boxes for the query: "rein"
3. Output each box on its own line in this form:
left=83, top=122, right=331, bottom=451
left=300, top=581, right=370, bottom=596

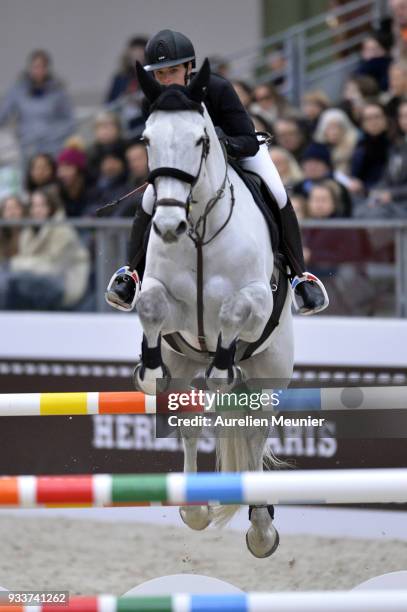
left=148, top=132, right=235, bottom=353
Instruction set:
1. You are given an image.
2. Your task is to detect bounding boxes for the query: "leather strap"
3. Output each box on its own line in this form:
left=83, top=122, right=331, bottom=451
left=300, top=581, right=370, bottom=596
left=148, top=167, right=196, bottom=185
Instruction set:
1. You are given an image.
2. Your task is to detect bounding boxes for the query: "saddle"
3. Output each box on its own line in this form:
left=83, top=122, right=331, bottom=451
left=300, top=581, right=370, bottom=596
left=163, top=162, right=289, bottom=363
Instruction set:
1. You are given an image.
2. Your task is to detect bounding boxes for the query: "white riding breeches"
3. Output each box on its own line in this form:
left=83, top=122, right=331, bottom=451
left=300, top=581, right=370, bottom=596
left=240, top=143, right=288, bottom=209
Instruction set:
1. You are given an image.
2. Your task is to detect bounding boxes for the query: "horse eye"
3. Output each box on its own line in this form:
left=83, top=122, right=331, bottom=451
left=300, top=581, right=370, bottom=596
left=143, top=136, right=150, bottom=146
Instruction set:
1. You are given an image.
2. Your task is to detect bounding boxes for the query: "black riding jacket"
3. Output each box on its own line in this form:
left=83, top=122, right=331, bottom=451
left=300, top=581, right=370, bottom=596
left=143, top=72, right=259, bottom=159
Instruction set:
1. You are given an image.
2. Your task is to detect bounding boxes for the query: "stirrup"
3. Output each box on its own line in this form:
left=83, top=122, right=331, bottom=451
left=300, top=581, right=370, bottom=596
left=291, top=272, right=329, bottom=315
left=105, top=266, right=140, bottom=312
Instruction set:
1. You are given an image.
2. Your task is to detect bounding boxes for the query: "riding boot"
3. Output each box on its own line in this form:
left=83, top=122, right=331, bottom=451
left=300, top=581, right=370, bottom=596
left=279, top=199, right=329, bottom=315
left=105, top=205, right=152, bottom=311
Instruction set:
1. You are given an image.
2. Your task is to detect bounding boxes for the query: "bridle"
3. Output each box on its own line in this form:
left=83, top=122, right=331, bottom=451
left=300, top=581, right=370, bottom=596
left=146, top=128, right=235, bottom=247
left=146, top=127, right=236, bottom=353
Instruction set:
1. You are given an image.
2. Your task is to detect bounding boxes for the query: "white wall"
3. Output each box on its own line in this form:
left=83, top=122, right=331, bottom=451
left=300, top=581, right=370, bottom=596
left=0, top=0, right=261, bottom=101
left=1, top=313, right=406, bottom=366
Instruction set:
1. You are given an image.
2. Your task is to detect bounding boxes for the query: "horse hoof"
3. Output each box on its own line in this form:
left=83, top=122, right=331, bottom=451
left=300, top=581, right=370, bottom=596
left=245, top=524, right=280, bottom=558
left=179, top=505, right=213, bottom=531
left=133, top=363, right=171, bottom=395
left=206, top=365, right=244, bottom=393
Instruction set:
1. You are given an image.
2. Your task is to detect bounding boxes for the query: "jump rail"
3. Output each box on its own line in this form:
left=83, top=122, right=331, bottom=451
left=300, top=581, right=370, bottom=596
left=0, top=469, right=406, bottom=507
left=4, top=591, right=407, bottom=612
left=0, top=386, right=405, bottom=416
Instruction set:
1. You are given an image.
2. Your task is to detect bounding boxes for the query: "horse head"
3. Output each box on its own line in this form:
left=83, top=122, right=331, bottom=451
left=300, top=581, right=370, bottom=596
left=136, top=59, right=223, bottom=243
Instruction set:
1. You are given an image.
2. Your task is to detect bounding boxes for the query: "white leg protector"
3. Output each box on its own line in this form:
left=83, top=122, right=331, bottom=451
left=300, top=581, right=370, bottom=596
left=240, top=143, right=287, bottom=209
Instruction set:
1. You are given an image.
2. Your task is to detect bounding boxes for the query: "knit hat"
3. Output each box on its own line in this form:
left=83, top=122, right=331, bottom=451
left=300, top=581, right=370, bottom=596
left=302, top=141, right=332, bottom=167
left=57, top=147, right=87, bottom=171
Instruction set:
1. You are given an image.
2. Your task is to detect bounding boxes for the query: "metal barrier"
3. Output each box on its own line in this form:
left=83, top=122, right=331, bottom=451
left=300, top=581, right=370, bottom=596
left=1, top=217, right=406, bottom=316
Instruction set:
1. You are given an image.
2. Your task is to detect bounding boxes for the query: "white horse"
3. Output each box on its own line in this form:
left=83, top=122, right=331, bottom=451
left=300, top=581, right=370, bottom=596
left=134, top=59, right=294, bottom=557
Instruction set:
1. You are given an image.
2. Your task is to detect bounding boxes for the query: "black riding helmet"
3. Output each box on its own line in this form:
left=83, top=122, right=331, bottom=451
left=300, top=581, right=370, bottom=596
left=144, top=29, right=196, bottom=72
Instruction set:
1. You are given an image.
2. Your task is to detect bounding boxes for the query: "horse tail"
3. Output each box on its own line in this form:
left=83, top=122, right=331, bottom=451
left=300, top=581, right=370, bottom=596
left=212, top=427, right=286, bottom=527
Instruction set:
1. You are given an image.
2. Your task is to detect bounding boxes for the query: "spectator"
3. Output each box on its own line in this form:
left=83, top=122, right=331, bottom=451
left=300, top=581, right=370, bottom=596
left=314, top=108, right=359, bottom=174
left=0, top=195, right=26, bottom=262
left=356, top=100, right=407, bottom=218
left=231, top=80, right=253, bottom=109
left=354, top=32, right=392, bottom=91
left=274, top=117, right=308, bottom=161
left=293, top=141, right=352, bottom=215
left=340, top=74, right=380, bottom=126
left=389, top=0, right=407, bottom=58
left=6, top=186, right=90, bottom=310
left=250, top=113, right=274, bottom=134
left=0, top=50, right=74, bottom=165
left=91, top=144, right=129, bottom=213
left=307, top=180, right=347, bottom=220
left=208, top=56, right=230, bottom=78
left=126, top=140, right=148, bottom=188
left=87, top=111, right=126, bottom=181
left=250, top=83, right=287, bottom=126
left=105, top=36, right=148, bottom=103
left=301, top=90, right=331, bottom=137
left=56, top=143, right=94, bottom=217
left=269, top=146, right=303, bottom=190
left=384, top=60, right=407, bottom=120
left=25, top=153, right=57, bottom=194
left=350, top=102, right=391, bottom=191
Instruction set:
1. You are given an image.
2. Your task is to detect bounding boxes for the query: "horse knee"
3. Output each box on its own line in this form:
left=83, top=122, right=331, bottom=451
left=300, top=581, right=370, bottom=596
left=137, top=287, right=168, bottom=326
left=219, top=294, right=251, bottom=328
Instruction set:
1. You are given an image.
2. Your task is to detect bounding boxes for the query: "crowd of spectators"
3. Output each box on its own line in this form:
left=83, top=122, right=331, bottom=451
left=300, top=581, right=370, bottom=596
left=0, top=0, right=407, bottom=312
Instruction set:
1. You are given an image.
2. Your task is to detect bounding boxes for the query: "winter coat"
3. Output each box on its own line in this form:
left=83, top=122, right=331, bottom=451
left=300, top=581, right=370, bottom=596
left=9, top=210, right=90, bottom=307
left=0, top=74, right=74, bottom=159
left=351, top=132, right=391, bottom=189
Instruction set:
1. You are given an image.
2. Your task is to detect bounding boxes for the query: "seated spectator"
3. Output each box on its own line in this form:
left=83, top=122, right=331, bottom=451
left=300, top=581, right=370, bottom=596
left=307, top=180, right=347, bottom=220
left=350, top=102, right=391, bottom=191
left=389, top=0, right=407, bottom=58
left=340, top=74, right=380, bottom=126
left=269, top=146, right=303, bottom=190
left=90, top=144, right=129, bottom=214
left=5, top=186, right=90, bottom=310
left=293, top=141, right=352, bottom=216
left=0, top=49, right=74, bottom=165
left=384, top=60, right=407, bottom=120
left=231, top=80, right=253, bottom=110
left=355, top=100, right=407, bottom=218
left=314, top=108, right=359, bottom=174
left=250, top=83, right=287, bottom=126
left=105, top=36, right=148, bottom=103
left=86, top=112, right=127, bottom=181
left=56, top=143, right=94, bottom=217
left=300, top=90, right=331, bottom=137
left=0, top=195, right=26, bottom=262
left=126, top=140, right=148, bottom=188
left=25, top=153, right=57, bottom=194
left=274, top=117, right=308, bottom=162
left=354, top=32, right=392, bottom=91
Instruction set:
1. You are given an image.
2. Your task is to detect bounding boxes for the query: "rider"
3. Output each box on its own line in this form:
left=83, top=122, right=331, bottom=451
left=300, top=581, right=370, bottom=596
left=105, top=29, right=328, bottom=315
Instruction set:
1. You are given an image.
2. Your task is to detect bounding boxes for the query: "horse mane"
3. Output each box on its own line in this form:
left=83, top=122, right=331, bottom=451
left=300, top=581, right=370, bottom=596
left=149, top=85, right=204, bottom=115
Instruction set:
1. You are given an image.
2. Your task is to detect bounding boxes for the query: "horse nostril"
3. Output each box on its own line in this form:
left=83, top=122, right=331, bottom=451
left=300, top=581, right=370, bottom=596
left=176, top=221, right=187, bottom=235
left=152, top=222, right=161, bottom=236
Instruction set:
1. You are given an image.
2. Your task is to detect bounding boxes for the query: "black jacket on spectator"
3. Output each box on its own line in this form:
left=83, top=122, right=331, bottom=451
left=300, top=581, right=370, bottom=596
left=355, top=56, right=392, bottom=91
left=351, top=132, right=391, bottom=189
left=143, top=73, right=259, bottom=159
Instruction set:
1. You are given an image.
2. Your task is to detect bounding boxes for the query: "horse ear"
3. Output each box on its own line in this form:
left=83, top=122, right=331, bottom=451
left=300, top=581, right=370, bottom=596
left=188, top=58, right=211, bottom=102
left=135, top=60, right=163, bottom=102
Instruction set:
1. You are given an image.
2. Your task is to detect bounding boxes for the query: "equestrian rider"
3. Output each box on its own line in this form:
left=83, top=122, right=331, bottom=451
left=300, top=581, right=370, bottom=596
left=105, top=29, right=329, bottom=315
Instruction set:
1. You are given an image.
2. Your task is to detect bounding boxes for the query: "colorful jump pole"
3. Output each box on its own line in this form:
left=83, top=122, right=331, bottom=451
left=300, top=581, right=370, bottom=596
left=0, top=468, right=406, bottom=508
left=0, top=386, right=405, bottom=416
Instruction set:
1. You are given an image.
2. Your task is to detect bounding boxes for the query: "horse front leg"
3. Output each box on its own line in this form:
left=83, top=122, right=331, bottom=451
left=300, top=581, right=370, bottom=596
left=178, top=423, right=213, bottom=531
left=134, top=282, right=172, bottom=395
left=206, top=282, right=272, bottom=391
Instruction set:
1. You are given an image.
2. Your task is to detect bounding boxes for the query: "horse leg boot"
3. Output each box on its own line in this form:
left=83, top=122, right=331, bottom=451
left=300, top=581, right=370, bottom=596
left=179, top=423, right=213, bottom=530
left=206, top=282, right=272, bottom=391
left=134, top=283, right=171, bottom=395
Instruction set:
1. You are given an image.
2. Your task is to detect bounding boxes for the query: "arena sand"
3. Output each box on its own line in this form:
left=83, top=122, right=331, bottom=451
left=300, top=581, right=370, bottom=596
left=0, top=515, right=406, bottom=593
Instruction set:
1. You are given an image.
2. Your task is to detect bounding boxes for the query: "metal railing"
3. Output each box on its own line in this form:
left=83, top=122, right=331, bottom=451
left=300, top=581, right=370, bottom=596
left=1, top=216, right=407, bottom=317
left=224, top=0, right=388, bottom=103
